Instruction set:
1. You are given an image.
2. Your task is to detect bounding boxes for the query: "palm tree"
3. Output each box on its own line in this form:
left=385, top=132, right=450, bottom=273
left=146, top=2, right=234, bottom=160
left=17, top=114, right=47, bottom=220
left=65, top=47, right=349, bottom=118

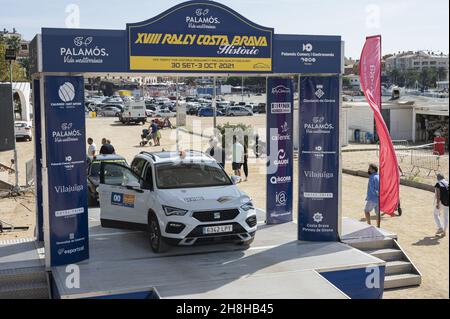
left=5, top=35, right=21, bottom=53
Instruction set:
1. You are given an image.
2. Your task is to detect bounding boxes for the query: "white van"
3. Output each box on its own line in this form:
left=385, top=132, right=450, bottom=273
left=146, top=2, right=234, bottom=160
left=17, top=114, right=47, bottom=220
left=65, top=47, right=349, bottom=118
left=119, top=101, right=147, bottom=125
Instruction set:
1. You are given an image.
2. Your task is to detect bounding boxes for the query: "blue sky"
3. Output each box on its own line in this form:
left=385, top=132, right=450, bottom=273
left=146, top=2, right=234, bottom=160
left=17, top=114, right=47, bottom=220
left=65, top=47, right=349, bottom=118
left=1, top=0, right=448, bottom=58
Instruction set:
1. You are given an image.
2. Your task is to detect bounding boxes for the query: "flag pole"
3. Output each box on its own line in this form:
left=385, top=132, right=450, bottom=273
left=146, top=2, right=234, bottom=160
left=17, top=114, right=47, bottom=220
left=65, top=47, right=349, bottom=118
left=379, top=35, right=382, bottom=225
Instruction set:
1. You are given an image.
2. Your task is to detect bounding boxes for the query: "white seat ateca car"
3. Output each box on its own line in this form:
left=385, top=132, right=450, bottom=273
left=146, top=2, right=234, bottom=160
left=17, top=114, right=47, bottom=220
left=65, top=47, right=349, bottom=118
left=97, top=151, right=257, bottom=252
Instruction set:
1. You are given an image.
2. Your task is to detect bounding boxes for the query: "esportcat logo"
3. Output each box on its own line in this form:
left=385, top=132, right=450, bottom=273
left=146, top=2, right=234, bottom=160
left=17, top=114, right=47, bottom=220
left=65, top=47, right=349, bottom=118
left=57, top=246, right=85, bottom=255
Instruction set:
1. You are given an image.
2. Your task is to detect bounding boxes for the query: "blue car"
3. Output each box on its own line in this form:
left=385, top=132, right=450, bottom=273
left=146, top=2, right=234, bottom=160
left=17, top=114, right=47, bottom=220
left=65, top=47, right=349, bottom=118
left=197, top=108, right=224, bottom=117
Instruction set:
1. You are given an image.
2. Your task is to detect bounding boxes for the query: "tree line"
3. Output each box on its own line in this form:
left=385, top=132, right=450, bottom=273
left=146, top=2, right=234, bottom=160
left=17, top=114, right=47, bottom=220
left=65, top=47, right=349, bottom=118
left=0, top=34, right=30, bottom=82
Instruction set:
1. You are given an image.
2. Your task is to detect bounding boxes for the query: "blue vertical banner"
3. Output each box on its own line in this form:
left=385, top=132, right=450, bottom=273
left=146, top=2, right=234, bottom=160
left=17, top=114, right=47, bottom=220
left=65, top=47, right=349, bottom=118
left=33, top=79, right=44, bottom=242
left=44, top=76, right=89, bottom=266
left=266, top=77, right=294, bottom=224
left=298, top=76, right=340, bottom=241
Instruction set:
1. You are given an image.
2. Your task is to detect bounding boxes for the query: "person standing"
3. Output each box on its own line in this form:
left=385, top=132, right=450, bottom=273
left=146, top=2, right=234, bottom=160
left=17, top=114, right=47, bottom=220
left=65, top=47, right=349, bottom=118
left=434, top=173, right=449, bottom=237
left=232, top=136, right=244, bottom=179
left=99, top=138, right=115, bottom=155
left=87, top=137, right=97, bottom=157
left=364, top=163, right=381, bottom=228
left=150, top=120, right=160, bottom=146
left=206, top=137, right=225, bottom=169
left=243, top=137, right=249, bottom=182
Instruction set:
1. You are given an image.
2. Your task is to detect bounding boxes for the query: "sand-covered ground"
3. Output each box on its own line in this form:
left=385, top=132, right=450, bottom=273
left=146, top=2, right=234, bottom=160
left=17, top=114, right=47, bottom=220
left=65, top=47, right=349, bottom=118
left=0, top=113, right=448, bottom=299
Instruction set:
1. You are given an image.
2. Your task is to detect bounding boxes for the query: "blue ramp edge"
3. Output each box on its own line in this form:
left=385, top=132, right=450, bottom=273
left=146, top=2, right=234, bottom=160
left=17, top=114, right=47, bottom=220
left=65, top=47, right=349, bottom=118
left=320, top=266, right=385, bottom=299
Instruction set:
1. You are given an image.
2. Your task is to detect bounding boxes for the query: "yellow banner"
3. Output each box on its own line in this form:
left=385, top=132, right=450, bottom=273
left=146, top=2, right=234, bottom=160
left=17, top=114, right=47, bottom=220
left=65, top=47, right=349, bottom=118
left=130, top=56, right=272, bottom=72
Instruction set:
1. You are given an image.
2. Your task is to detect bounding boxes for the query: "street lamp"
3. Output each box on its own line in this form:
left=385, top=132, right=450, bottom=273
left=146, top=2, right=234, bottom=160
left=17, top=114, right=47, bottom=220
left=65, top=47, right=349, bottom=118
left=4, top=47, right=20, bottom=193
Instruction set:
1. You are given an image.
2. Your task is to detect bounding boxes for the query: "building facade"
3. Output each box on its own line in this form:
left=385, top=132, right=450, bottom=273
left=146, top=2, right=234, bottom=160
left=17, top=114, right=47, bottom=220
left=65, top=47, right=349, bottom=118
left=385, top=51, right=449, bottom=76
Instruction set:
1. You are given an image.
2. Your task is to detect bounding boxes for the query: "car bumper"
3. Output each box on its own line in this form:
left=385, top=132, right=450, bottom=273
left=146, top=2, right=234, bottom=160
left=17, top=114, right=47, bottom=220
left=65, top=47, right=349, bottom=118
left=160, top=208, right=257, bottom=246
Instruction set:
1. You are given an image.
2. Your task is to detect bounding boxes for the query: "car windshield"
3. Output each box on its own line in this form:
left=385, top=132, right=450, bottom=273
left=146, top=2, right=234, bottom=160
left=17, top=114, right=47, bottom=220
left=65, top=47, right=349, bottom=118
left=155, top=162, right=231, bottom=189
left=89, top=159, right=127, bottom=177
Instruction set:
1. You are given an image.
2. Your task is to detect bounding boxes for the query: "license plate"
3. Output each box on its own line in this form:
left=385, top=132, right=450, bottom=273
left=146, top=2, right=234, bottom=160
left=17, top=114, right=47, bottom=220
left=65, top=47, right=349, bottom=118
left=203, top=225, right=233, bottom=235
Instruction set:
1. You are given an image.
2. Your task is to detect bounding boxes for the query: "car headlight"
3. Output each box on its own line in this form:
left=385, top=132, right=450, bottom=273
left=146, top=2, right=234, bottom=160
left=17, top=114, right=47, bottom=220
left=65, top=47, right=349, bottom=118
left=162, top=205, right=188, bottom=216
left=240, top=201, right=254, bottom=211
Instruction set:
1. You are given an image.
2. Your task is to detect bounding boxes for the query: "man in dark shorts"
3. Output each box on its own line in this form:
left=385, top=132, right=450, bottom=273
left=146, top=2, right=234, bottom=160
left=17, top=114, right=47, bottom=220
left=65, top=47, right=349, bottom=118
left=232, top=136, right=244, bottom=180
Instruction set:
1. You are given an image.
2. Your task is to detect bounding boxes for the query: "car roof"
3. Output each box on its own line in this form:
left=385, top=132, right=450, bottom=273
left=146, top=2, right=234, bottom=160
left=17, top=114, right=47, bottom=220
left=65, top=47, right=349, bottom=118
left=88, top=154, right=127, bottom=162
left=137, top=150, right=215, bottom=164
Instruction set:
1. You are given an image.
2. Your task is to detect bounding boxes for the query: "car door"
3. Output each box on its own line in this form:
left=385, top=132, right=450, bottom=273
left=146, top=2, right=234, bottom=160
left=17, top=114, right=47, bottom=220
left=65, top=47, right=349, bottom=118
left=97, top=162, right=148, bottom=227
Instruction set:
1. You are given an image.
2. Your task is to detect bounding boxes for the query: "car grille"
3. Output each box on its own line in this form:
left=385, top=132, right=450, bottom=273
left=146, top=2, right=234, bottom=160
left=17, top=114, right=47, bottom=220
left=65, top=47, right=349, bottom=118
left=187, top=222, right=246, bottom=238
left=192, top=209, right=240, bottom=222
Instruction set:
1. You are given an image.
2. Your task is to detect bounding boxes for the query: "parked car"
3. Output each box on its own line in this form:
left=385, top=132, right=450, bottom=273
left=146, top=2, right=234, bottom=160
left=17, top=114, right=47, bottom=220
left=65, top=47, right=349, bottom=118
left=98, top=106, right=122, bottom=117
left=96, top=103, right=124, bottom=112
left=197, top=108, right=224, bottom=117
left=156, top=109, right=176, bottom=118
left=97, top=151, right=257, bottom=252
left=14, top=121, right=32, bottom=141
left=86, top=154, right=128, bottom=205
left=226, top=106, right=253, bottom=116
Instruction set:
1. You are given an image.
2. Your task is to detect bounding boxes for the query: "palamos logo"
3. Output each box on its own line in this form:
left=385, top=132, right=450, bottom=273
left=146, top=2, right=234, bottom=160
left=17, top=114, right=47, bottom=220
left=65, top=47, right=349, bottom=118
left=52, top=122, right=82, bottom=141
left=60, top=36, right=109, bottom=58
left=304, top=122, right=334, bottom=132
left=271, top=85, right=291, bottom=95
left=186, top=8, right=220, bottom=25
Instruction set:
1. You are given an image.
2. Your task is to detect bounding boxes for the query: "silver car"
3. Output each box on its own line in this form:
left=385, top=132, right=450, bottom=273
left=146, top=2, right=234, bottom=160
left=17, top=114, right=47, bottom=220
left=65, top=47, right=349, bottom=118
left=226, top=106, right=253, bottom=116
left=98, top=106, right=122, bottom=117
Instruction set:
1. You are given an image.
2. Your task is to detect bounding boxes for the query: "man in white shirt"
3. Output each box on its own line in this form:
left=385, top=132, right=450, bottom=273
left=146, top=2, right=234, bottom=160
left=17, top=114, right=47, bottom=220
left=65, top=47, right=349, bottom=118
left=232, top=136, right=244, bottom=179
left=87, top=137, right=97, bottom=157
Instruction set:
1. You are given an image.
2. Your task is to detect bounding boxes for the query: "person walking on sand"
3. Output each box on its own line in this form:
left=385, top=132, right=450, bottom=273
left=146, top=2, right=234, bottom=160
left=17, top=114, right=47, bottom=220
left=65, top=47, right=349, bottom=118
left=232, top=136, right=244, bottom=180
left=87, top=137, right=97, bottom=157
left=434, top=173, right=449, bottom=237
left=364, top=163, right=381, bottom=228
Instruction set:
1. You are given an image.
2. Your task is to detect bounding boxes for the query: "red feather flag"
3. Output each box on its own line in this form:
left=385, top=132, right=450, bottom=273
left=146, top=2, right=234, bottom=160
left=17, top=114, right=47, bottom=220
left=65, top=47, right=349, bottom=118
left=359, top=35, right=400, bottom=215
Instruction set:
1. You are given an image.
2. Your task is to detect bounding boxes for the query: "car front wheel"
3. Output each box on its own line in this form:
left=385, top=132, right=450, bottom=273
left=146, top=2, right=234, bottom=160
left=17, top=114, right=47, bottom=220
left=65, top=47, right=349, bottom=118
left=148, top=213, right=168, bottom=253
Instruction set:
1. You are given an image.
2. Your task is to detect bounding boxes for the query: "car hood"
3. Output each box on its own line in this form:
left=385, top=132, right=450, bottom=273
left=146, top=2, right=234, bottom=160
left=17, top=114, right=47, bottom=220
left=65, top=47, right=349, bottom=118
left=156, top=185, right=250, bottom=211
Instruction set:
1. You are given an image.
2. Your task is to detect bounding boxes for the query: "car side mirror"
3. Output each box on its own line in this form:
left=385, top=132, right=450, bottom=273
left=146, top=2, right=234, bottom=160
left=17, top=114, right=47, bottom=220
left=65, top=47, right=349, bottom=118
left=231, top=175, right=241, bottom=185
left=124, top=180, right=141, bottom=189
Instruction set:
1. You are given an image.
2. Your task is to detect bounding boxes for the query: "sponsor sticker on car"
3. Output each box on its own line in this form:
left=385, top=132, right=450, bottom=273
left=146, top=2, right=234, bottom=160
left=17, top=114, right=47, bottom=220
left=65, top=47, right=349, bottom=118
left=111, top=192, right=135, bottom=208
